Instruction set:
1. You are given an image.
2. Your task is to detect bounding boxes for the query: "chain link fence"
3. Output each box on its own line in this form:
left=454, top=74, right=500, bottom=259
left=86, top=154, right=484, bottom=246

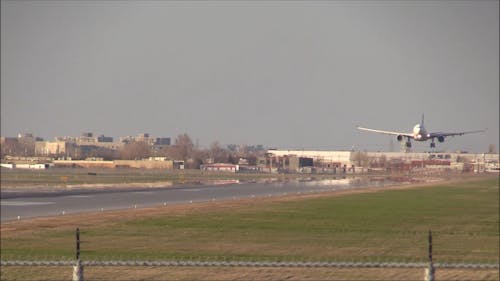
left=2, top=229, right=498, bottom=281
left=2, top=259, right=498, bottom=269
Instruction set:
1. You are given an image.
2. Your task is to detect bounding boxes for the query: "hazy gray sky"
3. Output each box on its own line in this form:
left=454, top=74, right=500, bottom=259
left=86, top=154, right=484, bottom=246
left=1, top=1, right=498, bottom=152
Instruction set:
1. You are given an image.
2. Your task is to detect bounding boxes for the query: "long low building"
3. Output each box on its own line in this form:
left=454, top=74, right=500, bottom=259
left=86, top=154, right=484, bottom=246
left=1, top=163, right=51, bottom=169
left=200, top=163, right=239, bottom=172
left=53, top=159, right=173, bottom=169
left=266, top=149, right=499, bottom=173
left=267, top=150, right=352, bottom=164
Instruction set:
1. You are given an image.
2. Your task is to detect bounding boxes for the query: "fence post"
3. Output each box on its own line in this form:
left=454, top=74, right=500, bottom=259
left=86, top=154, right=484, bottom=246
left=425, top=230, right=435, bottom=281
left=73, top=259, right=84, bottom=281
left=73, top=228, right=84, bottom=281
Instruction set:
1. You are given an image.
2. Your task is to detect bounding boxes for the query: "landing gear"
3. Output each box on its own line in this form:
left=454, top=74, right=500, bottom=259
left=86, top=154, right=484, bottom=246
left=401, top=137, right=412, bottom=152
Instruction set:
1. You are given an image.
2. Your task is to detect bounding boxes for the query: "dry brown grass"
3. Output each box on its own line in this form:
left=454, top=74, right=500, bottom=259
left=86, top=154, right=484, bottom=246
left=1, top=266, right=498, bottom=281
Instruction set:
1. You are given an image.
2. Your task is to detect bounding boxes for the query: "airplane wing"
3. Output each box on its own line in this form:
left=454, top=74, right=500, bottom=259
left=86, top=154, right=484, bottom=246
left=357, top=126, right=413, bottom=137
left=428, top=129, right=486, bottom=138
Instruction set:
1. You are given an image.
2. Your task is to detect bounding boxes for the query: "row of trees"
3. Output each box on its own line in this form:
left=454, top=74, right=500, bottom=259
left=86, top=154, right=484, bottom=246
left=1, top=138, right=35, bottom=157
left=1, top=134, right=266, bottom=169
left=103, top=134, right=265, bottom=168
left=153, top=134, right=264, bottom=169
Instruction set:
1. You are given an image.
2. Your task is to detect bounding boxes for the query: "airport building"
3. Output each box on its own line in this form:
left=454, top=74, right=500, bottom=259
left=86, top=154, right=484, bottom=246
left=265, top=149, right=499, bottom=173
left=200, top=163, right=239, bottom=172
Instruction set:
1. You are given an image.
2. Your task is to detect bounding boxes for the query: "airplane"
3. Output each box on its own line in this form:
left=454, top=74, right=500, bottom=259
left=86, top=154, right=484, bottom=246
left=357, top=115, right=485, bottom=149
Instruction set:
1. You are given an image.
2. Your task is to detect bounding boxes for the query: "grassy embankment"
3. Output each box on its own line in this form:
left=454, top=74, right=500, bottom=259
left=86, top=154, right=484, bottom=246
left=0, top=168, right=302, bottom=188
left=1, top=176, right=498, bottom=280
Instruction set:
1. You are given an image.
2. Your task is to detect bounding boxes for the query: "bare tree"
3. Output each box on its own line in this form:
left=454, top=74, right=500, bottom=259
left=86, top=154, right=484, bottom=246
left=17, top=138, right=35, bottom=156
left=120, top=142, right=151, bottom=160
left=189, top=148, right=208, bottom=169
left=488, top=144, right=497, bottom=154
left=209, top=141, right=229, bottom=163
left=378, top=154, right=387, bottom=168
left=1, top=138, right=35, bottom=157
left=1, top=139, right=19, bottom=158
left=350, top=151, right=370, bottom=167
left=85, top=146, right=119, bottom=160
left=166, top=134, right=194, bottom=161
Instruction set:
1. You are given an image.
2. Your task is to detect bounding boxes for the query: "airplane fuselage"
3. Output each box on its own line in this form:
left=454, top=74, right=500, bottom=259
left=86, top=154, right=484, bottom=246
left=412, top=124, right=429, bottom=141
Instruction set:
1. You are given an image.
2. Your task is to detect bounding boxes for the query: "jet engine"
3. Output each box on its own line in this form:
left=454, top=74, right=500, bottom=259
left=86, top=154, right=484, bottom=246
left=397, top=135, right=403, bottom=142
left=438, top=136, right=445, bottom=143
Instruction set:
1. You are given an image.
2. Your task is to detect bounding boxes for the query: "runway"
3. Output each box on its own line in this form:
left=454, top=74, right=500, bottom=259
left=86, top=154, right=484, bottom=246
left=1, top=178, right=392, bottom=222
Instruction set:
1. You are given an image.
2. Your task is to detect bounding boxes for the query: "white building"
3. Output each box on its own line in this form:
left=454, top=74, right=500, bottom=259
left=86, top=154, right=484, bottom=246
left=266, top=149, right=499, bottom=171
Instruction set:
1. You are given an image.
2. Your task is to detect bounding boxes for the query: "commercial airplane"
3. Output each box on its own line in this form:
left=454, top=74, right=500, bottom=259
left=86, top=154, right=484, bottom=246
left=357, top=115, right=485, bottom=148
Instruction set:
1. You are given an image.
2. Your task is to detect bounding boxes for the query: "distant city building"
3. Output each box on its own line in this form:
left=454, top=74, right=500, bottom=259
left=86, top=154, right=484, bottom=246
left=97, top=135, right=114, bottom=142
left=56, top=133, right=113, bottom=144
left=35, top=141, right=77, bottom=157
left=18, top=133, right=33, bottom=139
left=119, top=133, right=170, bottom=147
left=2, top=132, right=173, bottom=160
left=155, top=137, right=171, bottom=146
left=51, top=133, right=120, bottom=157
left=78, top=132, right=95, bottom=143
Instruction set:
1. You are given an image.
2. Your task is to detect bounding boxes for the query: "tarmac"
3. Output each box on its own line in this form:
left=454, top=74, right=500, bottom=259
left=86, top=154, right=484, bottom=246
left=0, top=178, right=396, bottom=223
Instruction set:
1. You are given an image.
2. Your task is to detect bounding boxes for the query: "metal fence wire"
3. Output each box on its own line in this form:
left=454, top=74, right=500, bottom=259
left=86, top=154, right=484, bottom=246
left=1, top=260, right=498, bottom=269
left=2, top=228, right=498, bottom=281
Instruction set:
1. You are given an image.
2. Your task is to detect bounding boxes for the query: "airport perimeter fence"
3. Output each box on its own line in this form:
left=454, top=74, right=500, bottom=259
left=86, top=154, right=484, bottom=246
left=1, top=229, right=499, bottom=281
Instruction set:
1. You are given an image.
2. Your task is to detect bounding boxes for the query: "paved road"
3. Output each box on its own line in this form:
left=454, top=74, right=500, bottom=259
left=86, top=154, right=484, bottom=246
left=1, top=178, right=391, bottom=222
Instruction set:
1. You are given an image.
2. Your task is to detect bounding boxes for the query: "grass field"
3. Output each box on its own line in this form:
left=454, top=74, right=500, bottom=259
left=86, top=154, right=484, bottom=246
left=1, top=176, right=498, bottom=280
left=0, top=168, right=321, bottom=188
